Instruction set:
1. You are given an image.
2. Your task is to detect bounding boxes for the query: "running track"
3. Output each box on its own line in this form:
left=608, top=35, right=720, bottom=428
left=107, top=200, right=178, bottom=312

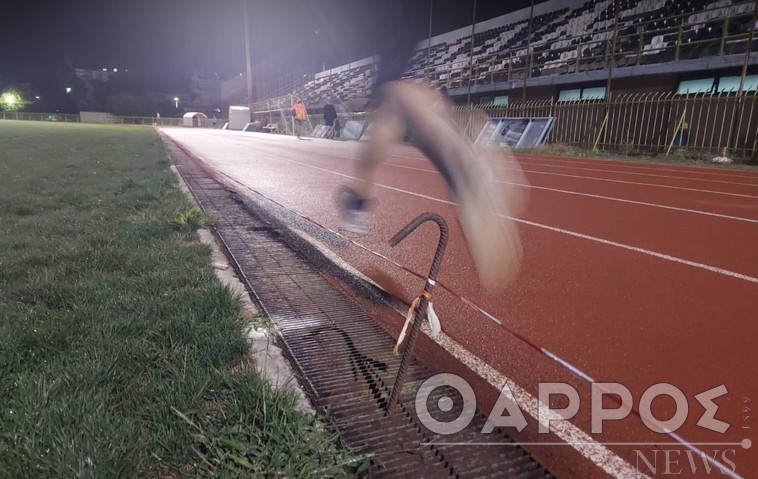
left=163, top=128, right=758, bottom=479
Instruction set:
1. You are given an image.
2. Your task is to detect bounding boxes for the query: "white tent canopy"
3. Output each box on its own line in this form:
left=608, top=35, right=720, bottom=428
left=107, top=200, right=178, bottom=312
left=182, top=112, right=208, bottom=127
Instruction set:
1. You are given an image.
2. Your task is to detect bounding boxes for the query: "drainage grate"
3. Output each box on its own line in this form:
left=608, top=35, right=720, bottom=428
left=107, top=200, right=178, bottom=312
left=165, top=138, right=554, bottom=478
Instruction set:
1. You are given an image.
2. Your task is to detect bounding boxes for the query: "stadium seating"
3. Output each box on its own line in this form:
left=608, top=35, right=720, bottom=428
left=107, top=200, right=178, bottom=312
left=266, top=0, right=755, bottom=108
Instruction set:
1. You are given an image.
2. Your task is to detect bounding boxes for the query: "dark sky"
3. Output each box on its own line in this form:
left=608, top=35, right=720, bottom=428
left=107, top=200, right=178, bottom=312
left=0, top=0, right=533, bottom=93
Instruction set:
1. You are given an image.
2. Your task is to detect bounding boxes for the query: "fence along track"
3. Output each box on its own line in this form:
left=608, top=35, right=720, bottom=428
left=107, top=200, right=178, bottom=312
left=450, top=90, right=758, bottom=158
left=163, top=136, right=554, bottom=478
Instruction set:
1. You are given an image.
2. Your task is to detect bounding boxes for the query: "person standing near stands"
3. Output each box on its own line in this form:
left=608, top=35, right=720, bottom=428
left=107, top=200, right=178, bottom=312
left=338, top=2, right=527, bottom=291
left=323, top=102, right=338, bottom=139
left=290, top=100, right=307, bottom=139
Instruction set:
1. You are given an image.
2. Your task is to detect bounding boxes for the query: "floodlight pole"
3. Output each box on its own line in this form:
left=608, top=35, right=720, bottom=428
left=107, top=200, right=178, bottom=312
left=244, top=0, right=254, bottom=108
left=522, top=0, right=535, bottom=101
left=466, top=0, right=477, bottom=105
left=605, top=0, right=620, bottom=103
left=427, top=0, right=433, bottom=81
left=725, top=0, right=757, bottom=156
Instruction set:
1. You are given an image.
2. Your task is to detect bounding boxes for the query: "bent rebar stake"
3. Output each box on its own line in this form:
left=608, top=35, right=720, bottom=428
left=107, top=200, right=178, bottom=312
left=386, top=213, right=448, bottom=416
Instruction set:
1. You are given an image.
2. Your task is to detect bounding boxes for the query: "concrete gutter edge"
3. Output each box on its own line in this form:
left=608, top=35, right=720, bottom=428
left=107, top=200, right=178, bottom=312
left=169, top=164, right=315, bottom=415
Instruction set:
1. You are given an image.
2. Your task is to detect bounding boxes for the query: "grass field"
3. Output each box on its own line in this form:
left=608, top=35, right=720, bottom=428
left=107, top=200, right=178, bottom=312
left=0, top=121, right=361, bottom=478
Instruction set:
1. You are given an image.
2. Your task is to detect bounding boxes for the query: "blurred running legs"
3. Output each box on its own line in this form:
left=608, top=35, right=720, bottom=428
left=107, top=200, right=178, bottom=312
left=341, top=81, right=527, bottom=291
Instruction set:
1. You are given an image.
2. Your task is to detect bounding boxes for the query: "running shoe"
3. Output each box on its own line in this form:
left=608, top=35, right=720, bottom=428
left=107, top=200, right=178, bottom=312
left=339, top=187, right=371, bottom=234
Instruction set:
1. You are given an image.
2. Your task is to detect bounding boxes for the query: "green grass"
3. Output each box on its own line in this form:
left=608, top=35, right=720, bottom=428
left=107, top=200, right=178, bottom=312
left=0, top=121, right=361, bottom=478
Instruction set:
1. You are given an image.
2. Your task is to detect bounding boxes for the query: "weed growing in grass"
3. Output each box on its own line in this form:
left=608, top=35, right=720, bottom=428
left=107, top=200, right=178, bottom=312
left=171, top=206, right=212, bottom=231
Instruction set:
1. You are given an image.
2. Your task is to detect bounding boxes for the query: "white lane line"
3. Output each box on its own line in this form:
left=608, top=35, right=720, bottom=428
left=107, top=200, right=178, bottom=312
left=170, top=133, right=758, bottom=284
left=394, top=150, right=758, bottom=183
left=424, top=326, right=648, bottom=479
left=390, top=153, right=758, bottom=198
left=509, top=217, right=758, bottom=284
left=508, top=158, right=758, bottom=188
left=266, top=154, right=758, bottom=285
left=509, top=167, right=758, bottom=199
left=515, top=153, right=758, bottom=181
left=508, top=182, right=758, bottom=224
left=382, top=162, right=758, bottom=224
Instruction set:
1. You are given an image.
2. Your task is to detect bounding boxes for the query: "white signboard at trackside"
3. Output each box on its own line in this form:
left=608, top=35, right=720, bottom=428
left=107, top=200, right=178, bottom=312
left=228, top=106, right=250, bottom=131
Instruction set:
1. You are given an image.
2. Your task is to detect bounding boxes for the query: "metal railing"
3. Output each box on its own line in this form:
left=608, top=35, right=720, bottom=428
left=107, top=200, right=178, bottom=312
left=420, top=2, right=757, bottom=89
left=449, top=89, right=758, bottom=159
left=0, top=112, right=80, bottom=122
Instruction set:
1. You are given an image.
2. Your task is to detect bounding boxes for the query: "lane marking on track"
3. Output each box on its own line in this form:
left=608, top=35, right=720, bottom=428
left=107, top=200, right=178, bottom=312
left=394, top=150, right=758, bottom=182
left=426, top=327, right=649, bottom=479
left=391, top=155, right=758, bottom=199
left=201, top=135, right=758, bottom=283
left=501, top=167, right=758, bottom=199
left=515, top=153, right=758, bottom=181
left=251, top=153, right=758, bottom=284
left=382, top=162, right=758, bottom=224
left=507, top=158, right=758, bottom=187
left=510, top=217, right=758, bottom=283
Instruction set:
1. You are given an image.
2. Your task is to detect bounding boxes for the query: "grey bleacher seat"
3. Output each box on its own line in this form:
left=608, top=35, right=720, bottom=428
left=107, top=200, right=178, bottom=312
left=259, top=0, right=752, bottom=106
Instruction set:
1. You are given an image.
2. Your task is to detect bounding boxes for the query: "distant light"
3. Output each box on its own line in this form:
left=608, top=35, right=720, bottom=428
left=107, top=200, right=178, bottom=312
left=113, top=68, right=118, bottom=72
left=102, top=68, right=107, bottom=71
left=174, top=97, right=179, bottom=101
left=35, top=96, right=40, bottom=100
left=65, top=87, right=72, bottom=93
left=2, top=92, right=18, bottom=106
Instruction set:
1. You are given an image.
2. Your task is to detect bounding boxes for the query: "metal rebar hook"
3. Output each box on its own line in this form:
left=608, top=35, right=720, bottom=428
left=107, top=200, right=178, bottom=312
left=386, top=213, right=448, bottom=416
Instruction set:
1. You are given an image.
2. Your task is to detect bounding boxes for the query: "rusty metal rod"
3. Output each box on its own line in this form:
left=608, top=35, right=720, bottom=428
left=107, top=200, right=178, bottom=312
left=385, top=213, right=448, bottom=416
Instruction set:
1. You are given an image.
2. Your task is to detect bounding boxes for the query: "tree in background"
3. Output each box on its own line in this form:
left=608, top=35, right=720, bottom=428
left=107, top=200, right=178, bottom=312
left=0, top=88, right=25, bottom=111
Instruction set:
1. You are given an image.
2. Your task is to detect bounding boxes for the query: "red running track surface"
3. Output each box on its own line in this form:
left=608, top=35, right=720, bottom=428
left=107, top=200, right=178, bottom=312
left=163, top=128, right=758, bottom=479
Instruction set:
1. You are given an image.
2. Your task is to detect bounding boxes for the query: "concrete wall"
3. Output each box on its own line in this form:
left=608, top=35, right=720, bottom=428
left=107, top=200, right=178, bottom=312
left=79, top=111, right=114, bottom=123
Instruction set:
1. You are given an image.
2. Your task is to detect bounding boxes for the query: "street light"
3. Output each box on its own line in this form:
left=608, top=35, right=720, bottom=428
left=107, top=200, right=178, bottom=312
left=174, top=97, right=179, bottom=109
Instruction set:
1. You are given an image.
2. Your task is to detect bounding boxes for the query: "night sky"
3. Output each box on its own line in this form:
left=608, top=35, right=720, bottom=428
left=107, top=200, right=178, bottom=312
left=1, top=0, right=533, bottom=95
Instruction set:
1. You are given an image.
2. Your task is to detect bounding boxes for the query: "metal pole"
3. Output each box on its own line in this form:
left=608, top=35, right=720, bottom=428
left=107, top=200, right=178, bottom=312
left=522, top=0, right=536, bottom=101
left=737, top=2, right=757, bottom=96
left=605, top=0, right=620, bottom=103
left=466, top=0, right=477, bottom=105
left=426, top=0, right=434, bottom=81
left=725, top=1, right=757, bottom=156
left=244, top=0, right=254, bottom=108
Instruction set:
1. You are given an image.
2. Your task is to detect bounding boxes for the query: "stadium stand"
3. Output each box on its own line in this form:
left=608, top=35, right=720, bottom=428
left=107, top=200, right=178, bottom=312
left=253, top=0, right=756, bottom=110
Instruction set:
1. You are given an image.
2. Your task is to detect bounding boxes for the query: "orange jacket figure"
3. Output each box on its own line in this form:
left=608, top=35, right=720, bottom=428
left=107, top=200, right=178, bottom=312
left=291, top=101, right=306, bottom=120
